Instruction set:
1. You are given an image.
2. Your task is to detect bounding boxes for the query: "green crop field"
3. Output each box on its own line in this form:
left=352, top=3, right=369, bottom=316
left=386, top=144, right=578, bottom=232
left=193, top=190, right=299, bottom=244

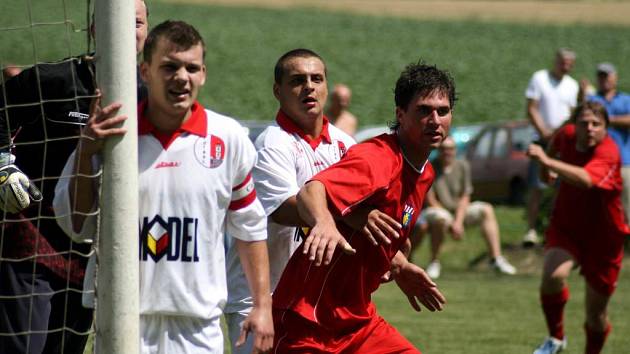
left=2, top=1, right=630, bottom=353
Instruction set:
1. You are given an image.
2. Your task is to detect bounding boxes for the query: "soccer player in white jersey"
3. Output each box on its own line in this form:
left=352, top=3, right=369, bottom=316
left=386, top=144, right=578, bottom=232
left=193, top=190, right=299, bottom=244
left=53, top=21, right=273, bottom=353
left=224, top=48, right=356, bottom=353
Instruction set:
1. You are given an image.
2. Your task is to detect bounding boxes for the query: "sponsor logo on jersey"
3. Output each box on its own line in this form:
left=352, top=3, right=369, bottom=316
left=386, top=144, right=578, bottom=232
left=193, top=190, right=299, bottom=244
left=155, top=161, right=180, bottom=169
left=401, top=204, right=415, bottom=228
left=0, top=171, right=8, bottom=184
left=194, top=134, right=225, bottom=168
left=294, top=227, right=310, bottom=242
left=139, top=215, right=200, bottom=262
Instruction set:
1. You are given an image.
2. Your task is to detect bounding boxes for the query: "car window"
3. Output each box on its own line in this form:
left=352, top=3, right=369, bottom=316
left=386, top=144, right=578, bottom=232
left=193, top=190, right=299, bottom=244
left=493, top=128, right=508, bottom=158
left=512, top=126, right=533, bottom=152
left=472, top=129, right=493, bottom=159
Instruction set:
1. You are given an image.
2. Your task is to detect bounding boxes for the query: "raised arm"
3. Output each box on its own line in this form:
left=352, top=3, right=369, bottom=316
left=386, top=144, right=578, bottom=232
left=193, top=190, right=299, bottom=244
left=296, top=180, right=356, bottom=266
left=527, top=143, right=592, bottom=188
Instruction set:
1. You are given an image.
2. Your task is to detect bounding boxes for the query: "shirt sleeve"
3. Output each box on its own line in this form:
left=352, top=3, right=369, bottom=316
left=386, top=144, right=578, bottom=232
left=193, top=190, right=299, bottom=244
left=461, top=159, right=474, bottom=195
left=253, top=145, right=299, bottom=216
left=52, top=150, right=100, bottom=243
left=584, top=139, right=622, bottom=191
left=311, top=139, right=395, bottom=216
left=525, top=73, right=541, bottom=100
left=226, top=124, right=267, bottom=242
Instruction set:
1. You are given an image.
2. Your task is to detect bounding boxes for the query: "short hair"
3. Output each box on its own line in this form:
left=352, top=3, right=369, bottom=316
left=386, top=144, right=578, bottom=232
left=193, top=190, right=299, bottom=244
left=556, top=47, right=576, bottom=61
left=143, top=20, right=205, bottom=63
left=274, top=48, right=326, bottom=84
left=389, top=62, right=457, bottom=130
left=571, top=101, right=609, bottom=126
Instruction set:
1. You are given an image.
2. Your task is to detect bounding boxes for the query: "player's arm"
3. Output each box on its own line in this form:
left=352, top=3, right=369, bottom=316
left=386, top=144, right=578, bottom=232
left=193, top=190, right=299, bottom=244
left=341, top=207, right=401, bottom=246
left=68, top=92, right=127, bottom=232
left=527, top=144, right=592, bottom=188
left=235, top=239, right=273, bottom=353
left=389, top=248, right=446, bottom=312
left=269, top=196, right=305, bottom=226
left=527, top=99, right=552, bottom=141
left=607, top=115, right=630, bottom=128
left=297, top=180, right=356, bottom=266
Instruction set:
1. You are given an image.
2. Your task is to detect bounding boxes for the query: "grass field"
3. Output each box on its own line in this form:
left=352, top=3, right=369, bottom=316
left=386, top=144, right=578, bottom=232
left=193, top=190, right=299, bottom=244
left=2, top=1, right=630, bottom=353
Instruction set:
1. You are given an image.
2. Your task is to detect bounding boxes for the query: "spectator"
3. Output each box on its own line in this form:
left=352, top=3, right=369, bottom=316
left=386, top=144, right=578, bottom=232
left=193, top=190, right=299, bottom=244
left=327, top=83, right=358, bottom=136
left=582, top=62, right=630, bottom=225
left=224, top=48, right=356, bottom=353
left=54, top=20, right=273, bottom=353
left=523, top=48, right=579, bottom=246
left=0, top=1, right=148, bottom=353
left=271, top=62, right=449, bottom=353
left=528, top=102, right=627, bottom=354
left=420, top=136, right=517, bottom=279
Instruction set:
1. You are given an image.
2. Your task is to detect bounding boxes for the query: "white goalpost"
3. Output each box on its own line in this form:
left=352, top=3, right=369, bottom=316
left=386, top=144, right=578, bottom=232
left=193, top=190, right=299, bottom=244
left=93, top=0, right=139, bottom=352
left=0, top=0, right=139, bottom=352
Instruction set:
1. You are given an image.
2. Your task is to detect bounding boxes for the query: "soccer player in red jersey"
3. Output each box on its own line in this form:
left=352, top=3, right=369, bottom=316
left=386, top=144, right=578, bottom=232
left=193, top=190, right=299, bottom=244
left=271, top=62, right=452, bottom=353
left=528, top=101, right=628, bottom=354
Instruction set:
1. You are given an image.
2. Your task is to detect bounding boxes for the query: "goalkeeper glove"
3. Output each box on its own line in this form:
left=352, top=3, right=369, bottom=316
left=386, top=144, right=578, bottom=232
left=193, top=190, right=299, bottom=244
left=0, top=152, right=43, bottom=213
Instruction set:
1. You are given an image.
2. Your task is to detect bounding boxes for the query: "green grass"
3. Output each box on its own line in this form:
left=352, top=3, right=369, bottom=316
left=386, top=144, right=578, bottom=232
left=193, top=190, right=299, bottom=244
left=3, top=1, right=630, bottom=126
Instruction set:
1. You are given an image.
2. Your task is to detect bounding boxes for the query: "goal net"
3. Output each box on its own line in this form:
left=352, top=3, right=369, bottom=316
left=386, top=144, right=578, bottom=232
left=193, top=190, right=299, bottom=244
left=0, top=0, right=139, bottom=353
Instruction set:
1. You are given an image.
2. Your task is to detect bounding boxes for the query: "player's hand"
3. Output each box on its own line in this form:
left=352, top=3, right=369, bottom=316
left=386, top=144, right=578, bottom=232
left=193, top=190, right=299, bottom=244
left=236, top=304, right=274, bottom=353
left=526, top=143, right=548, bottom=165
left=0, top=155, right=42, bottom=213
left=303, top=219, right=356, bottom=266
left=78, top=89, right=127, bottom=158
left=450, top=221, right=464, bottom=240
left=393, top=260, right=446, bottom=312
left=362, top=209, right=401, bottom=246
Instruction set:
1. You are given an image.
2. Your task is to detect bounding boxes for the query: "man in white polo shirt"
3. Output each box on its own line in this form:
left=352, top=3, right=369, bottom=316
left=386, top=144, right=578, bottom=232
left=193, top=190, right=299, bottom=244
left=224, top=48, right=356, bottom=353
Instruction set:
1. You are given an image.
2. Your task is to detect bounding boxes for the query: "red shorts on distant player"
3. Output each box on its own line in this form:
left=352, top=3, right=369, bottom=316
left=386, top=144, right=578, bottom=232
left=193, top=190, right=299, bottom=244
left=546, top=226, right=624, bottom=296
left=273, top=308, right=420, bottom=354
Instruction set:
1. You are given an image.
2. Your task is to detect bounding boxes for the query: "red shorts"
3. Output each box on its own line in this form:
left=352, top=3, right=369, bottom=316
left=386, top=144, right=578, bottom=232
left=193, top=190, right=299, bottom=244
left=546, top=226, right=624, bottom=295
left=273, top=308, right=420, bottom=354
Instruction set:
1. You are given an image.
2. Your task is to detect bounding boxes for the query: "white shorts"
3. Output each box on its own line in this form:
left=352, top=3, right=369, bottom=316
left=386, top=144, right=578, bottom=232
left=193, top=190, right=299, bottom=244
left=224, top=309, right=254, bottom=354
left=422, top=201, right=490, bottom=227
left=140, top=314, right=223, bottom=354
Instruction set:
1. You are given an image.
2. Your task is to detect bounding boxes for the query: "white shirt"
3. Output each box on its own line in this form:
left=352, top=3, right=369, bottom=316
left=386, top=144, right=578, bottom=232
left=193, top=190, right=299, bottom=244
left=224, top=112, right=355, bottom=314
left=54, top=103, right=266, bottom=320
left=525, top=69, right=579, bottom=130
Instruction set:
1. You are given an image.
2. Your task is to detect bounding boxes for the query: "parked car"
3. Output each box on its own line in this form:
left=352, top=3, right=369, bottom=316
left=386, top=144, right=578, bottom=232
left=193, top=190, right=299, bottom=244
left=239, top=120, right=273, bottom=143
left=465, top=120, right=535, bottom=204
left=354, top=123, right=483, bottom=159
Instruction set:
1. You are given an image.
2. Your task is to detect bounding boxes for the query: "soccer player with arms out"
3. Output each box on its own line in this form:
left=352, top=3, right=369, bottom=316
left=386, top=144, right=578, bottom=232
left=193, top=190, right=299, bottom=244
left=54, top=21, right=273, bottom=353
left=272, top=62, right=450, bottom=353
left=528, top=102, right=628, bottom=354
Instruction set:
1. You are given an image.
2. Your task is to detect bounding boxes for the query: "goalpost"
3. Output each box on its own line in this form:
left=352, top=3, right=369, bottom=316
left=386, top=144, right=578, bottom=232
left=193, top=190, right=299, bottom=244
left=0, top=0, right=139, bottom=353
left=93, top=0, right=139, bottom=353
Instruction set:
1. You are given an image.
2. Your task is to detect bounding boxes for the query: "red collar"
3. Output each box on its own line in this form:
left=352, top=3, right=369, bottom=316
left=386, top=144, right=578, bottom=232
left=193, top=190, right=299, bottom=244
left=138, top=100, right=207, bottom=148
left=275, top=110, right=331, bottom=150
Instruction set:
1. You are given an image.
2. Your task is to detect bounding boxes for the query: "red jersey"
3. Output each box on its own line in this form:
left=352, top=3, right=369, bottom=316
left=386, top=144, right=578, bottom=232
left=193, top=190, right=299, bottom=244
left=549, top=124, right=629, bottom=239
left=272, top=133, right=435, bottom=331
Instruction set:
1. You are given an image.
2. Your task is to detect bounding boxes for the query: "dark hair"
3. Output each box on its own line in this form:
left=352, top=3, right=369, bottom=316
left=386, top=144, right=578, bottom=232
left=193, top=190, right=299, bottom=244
left=143, top=20, right=205, bottom=63
left=571, top=101, right=609, bottom=126
left=274, top=48, right=326, bottom=84
left=389, top=62, right=457, bottom=130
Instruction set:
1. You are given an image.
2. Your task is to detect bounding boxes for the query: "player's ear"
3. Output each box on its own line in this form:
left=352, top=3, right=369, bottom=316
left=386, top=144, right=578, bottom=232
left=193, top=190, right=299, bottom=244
left=395, top=106, right=404, bottom=124
left=140, top=62, right=149, bottom=82
left=200, top=64, right=207, bottom=86
left=273, top=83, right=280, bottom=100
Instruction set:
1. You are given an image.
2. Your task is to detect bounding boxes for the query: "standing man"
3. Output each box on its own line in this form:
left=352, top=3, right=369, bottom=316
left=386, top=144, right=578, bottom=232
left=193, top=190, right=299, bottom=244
left=224, top=49, right=356, bottom=353
left=583, top=62, right=630, bottom=224
left=0, top=1, right=148, bottom=352
left=54, top=21, right=273, bottom=353
left=421, top=136, right=516, bottom=279
left=327, top=83, right=359, bottom=136
left=523, top=48, right=579, bottom=246
left=528, top=102, right=627, bottom=354
left=272, top=62, right=449, bottom=352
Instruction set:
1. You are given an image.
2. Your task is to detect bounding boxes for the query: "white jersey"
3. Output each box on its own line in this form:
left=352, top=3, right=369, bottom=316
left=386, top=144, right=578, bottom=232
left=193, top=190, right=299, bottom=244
left=225, top=111, right=355, bottom=314
left=525, top=69, right=579, bottom=130
left=54, top=102, right=266, bottom=320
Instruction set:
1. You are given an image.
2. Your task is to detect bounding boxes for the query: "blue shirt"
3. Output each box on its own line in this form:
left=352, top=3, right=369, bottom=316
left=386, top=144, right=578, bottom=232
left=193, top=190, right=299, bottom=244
left=588, top=92, right=630, bottom=166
